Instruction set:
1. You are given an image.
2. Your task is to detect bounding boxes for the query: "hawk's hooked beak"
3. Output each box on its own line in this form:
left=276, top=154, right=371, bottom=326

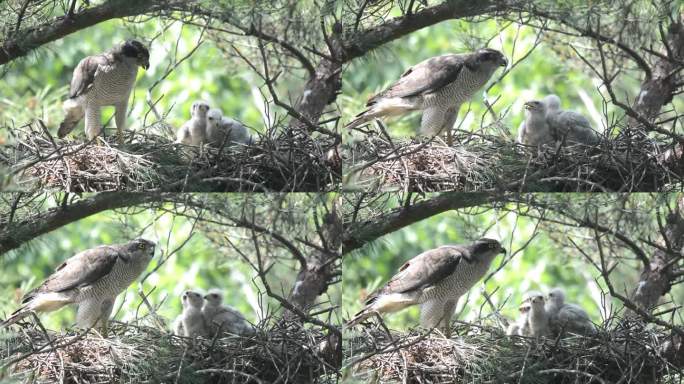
left=499, top=56, right=508, bottom=67
left=500, top=247, right=507, bottom=255
left=138, top=54, right=150, bottom=70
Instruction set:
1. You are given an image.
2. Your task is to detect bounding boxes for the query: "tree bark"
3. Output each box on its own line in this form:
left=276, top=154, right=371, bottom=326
left=631, top=195, right=684, bottom=313
left=287, top=199, right=342, bottom=312
left=0, top=192, right=172, bottom=255
left=631, top=17, right=684, bottom=124
left=291, top=58, right=343, bottom=130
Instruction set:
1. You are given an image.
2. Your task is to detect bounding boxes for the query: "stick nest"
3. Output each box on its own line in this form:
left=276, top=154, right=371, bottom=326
left=344, top=321, right=683, bottom=383
left=1, top=122, right=340, bottom=192
left=1, top=320, right=339, bottom=383
left=344, top=131, right=682, bottom=192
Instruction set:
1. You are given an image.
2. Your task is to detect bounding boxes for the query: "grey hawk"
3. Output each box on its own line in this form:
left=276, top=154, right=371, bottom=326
left=1, top=238, right=155, bottom=335
left=346, top=238, right=505, bottom=335
left=523, top=291, right=551, bottom=338
left=173, top=290, right=209, bottom=338
left=205, top=108, right=252, bottom=147
left=545, top=96, right=600, bottom=146
left=506, top=300, right=531, bottom=336
left=175, top=100, right=211, bottom=146
left=516, top=99, right=555, bottom=146
left=346, top=48, right=507, bottom=135
left=517, top=94, right=599, bottom=147
left=202, top=289, right=255, bottom=336
left=545, top=287, right=595, bottom=335
left=58, top=40, right=150, bottom=144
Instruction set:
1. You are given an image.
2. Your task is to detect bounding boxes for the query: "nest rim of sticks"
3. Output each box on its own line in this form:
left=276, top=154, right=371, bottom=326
left=1, top=121, right=341, bottom=193
left=343, top=128, right=682, bottom=193
left=1, top=318, right=339, bottom=384
left=344, top=320, right=683, bottom=384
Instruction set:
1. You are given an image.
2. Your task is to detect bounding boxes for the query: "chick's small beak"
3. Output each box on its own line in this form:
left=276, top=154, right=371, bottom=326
left=142, top=58, right=150, bottom=70
left=523, top=102, right=533, bottom=110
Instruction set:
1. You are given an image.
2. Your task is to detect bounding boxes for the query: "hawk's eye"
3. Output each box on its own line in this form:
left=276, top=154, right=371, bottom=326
left=138, top=243, right=146, bottom=250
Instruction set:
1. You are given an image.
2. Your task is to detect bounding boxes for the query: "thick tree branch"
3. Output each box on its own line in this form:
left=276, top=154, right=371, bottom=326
left=343, top=192, right=494, bottom=254
left=0, top=192, right=173, bottom=255
left=341, top=0, right=502, bottom=62
left=0, top=0, right=174, bottom=66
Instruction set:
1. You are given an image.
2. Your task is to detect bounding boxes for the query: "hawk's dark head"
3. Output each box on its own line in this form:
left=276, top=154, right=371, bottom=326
left=123, top=238, right=155, bottom=262
left=121, top=39, right=150, bottom=70
left=474, top=48, right=507, bottom=69
left=472, top=238, right=506, bottom=259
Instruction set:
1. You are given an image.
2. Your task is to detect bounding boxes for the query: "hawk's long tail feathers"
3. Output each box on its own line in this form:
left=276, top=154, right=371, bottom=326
left=345, top=98, right=416, bottom=130
left=345, top=109, right=373, bottom=130
left=345, top=307, right=375, bottom=328
left=1, top=305, right=31, bottom=328
left=58, top=98, right=84, bottom=138
left=1, top=292, right=72, bottom=328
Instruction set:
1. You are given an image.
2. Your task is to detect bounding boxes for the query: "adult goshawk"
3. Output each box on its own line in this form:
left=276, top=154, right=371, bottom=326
left=346, top=238, right=505, bottom=335
left=346, top=49, right=507, bottom=136
left=1, top=238, right=155, bottom=335
left=58, top=40, right=150, bottom=144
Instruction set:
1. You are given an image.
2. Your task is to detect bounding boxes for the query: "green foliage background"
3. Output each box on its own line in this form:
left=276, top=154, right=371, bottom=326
left=341, top=18, right=683, bottom=140
left=343, top=194, right=684, bottom=330
left=0, top=195, right=333, bottom=331
left=0, top=18, right=266, bottom=143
